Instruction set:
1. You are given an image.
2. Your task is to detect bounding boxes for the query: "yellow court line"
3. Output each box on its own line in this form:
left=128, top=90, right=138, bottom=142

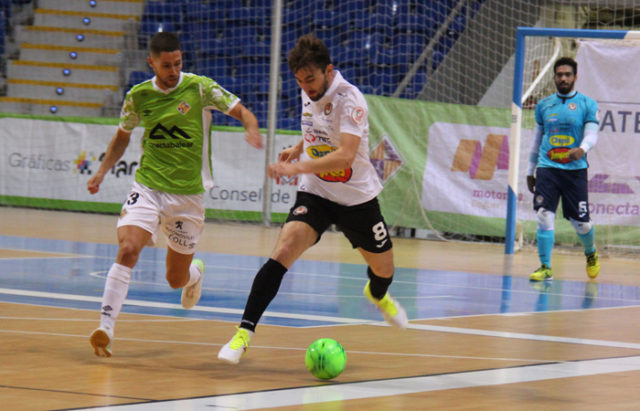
left=7, top=78, right=119, bottom=91
left=11, top=60, right=118, bottom=71
left=25, top=25, right=124, bottom=37
left=20, top=42, right=120, bottom=54
left=35, top=8, right=139, bottom=20
left=0, top=97, right=103, bottom=108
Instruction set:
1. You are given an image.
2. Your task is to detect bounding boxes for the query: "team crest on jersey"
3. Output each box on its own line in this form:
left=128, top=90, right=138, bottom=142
left=177, top=101, right=191, bottom=115
left=324, top=102, right=333, bottom=115
left=351, top=106, right=365, bottom=125
left=568, top=102, right=577, bottom=111
left=292, top=206, right=308, bottom=215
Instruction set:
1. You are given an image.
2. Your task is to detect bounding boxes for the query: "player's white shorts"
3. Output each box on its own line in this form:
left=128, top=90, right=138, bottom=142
left=117, top=181, right=205, bottom=255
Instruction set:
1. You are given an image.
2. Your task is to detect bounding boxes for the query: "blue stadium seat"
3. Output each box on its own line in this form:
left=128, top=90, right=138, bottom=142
left=277, top=117, right=300, bottom=131
left=313, top=29, right=342, bottom=50
left=313, top=9, right=338, bottom=29
left=229, top=6, right=267, bottom=24
left=223, top=26, right=258, bottom=48
left=128, top=70, right=153, bottom=85
left=447, top=14, right=466, bottom=38
left=185, top=3, right=230, bottom=23
left=243, top=41, right=271, bottom=58
left=143, top=1, right=183, bottom=23
left=196, top=59, right=229, bottom=79
left=399, top=70, right=427, bottom=99
left=138, top=21, right=180, bottom=49
left=282, top=8, right=305, bottom=27
left=392, top=33, right=427, bottom=61
left=199, top=37, right=240, bottom=58
left=432, top=49, right=445, bottom=70
left=396, top=13, right=435, bottom=36
left=335, top=0, right=373, bottom=13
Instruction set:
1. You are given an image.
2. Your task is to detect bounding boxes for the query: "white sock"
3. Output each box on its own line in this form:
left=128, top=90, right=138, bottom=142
left=99, top=263, right=132, bottom=333
left=185, top=263, right=202, bottom=288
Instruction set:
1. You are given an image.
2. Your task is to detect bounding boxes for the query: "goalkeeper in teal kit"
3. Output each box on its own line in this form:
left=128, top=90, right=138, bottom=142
left=526, top=57, right=600, bottom=281
left=86, top=32, right=263, bottom=357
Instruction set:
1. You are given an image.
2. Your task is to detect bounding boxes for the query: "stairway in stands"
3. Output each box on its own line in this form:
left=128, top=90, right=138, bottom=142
left=0, top=0, right=143, bottom=117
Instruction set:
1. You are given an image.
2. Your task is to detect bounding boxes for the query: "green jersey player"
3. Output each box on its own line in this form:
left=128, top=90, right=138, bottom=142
left=87, top=32, right=263, bottom=357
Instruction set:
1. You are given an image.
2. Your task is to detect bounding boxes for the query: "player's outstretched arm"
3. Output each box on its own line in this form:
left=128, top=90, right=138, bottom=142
left=228, top=103, right=264, bottom=149
left=87, top=128, right=131, bottom=194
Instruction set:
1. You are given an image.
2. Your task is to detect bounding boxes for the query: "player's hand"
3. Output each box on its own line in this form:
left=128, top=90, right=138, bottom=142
left=268, top=161, right=299, bottom=179
left=278, top=145, right=301, bottom=163
left=87, top=173, right=105, bottom=194
left=568, top=147, right=585, bottom=161
left=245, top=128, right=264, bottom=149
left=526, top=175, right=535, bottom=194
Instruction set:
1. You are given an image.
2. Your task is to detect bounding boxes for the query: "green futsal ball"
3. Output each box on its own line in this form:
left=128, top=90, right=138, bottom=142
left=305, top=338, right=347, bottom=380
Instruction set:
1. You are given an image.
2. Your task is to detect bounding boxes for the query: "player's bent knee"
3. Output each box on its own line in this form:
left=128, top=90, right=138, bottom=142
left=536, top=207, right=555, bottom=231
left=570, top=218, right=592, bottom=234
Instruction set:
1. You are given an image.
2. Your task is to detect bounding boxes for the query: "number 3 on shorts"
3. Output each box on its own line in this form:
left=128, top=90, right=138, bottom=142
left=126, top=191, right=140, bottom=205
left=372, top=221, right=388, bottom=241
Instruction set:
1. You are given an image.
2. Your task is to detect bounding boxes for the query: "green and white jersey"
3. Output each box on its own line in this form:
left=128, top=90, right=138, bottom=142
left=119, top=72, right=239, bottom=194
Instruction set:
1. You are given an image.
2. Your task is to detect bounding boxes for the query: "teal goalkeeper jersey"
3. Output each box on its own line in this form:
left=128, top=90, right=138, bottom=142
left=119, top=72, right=239, bottom=194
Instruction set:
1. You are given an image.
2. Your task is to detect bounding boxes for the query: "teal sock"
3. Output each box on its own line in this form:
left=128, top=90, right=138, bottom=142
left=577, top=227, right=595, bottom=255
left=537, top=229, right=554, bottom=267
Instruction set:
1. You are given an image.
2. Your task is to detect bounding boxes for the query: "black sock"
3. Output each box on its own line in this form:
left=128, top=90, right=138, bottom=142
left=240, top=258, right=288, bottom=332
left=367, top=266, right=393, bottom=300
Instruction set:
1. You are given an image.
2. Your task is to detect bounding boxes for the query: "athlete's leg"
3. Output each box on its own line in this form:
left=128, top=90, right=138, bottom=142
left=536, top=207, right=555, bottom=267
left=165, top=248, right=195, bottom=289
left=218, top=221, right=318, bottom=364
left=91, top=225, right=151, bottom=357
left=532, top=168, right=560, bottom=269
left=241, top=220, right=318, bottom=331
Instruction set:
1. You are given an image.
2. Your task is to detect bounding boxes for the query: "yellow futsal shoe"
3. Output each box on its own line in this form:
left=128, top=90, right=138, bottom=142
left=586, top=251, right=600, bottom=279
left=90, top=327, right=113, bottom=358
left=218, top=326, right=254, bottom=365
left=363, top=281, right=408, bottom=329
left=529, top=264, right=552, bottom=282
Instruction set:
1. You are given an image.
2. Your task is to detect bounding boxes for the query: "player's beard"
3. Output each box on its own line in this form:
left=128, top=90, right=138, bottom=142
left=308, top=75, right=330, bottom=101
left=555, top=78, right=574, bottom=95
left=158, top=74, right=179, bottom=90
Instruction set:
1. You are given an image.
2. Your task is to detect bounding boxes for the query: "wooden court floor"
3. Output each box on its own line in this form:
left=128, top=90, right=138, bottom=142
left=1, top=207, right=640, bottom=410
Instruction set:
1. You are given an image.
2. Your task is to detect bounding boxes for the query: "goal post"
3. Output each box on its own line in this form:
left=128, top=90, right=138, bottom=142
left=505, top=27, right=640, bottom=254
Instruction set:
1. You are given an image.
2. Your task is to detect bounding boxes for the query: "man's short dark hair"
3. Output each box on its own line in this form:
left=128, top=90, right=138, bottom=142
left=288, top=34, right=331, bottom=73
left=149, top=31, right=181, bottom=55
left=554, top=57, right=577, bottom=75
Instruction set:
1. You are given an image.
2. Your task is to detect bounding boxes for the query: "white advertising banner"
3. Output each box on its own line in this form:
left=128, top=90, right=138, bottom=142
left=576, top=40, right=640, bottom=226
left=0, top=117, right=300, bottom=214
left=421, top=122, right=532, bottom=220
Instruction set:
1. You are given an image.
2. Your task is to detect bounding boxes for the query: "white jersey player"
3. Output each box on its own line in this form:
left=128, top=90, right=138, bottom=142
left=218, top=34, right=408, bottom=366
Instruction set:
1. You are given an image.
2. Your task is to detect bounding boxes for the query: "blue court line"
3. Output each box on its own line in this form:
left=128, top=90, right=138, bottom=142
left=2, top=235, right=640, bottom=327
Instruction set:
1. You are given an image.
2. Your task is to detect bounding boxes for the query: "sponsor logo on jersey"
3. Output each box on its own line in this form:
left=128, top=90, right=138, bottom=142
left=306, top=144, right=352, bottom=183
left=150, top=124, right=191, bottom=140
left=324, top=102, right=333, bottom=115
left=177, top=101, right=191, bottom=115
left=351, top=106, right=365, bottom=125
left=549, top=134, right=575, bottom=146
left=568, top=102, right=577, bottom=111
left=547, top=147, right=572, bottom=163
